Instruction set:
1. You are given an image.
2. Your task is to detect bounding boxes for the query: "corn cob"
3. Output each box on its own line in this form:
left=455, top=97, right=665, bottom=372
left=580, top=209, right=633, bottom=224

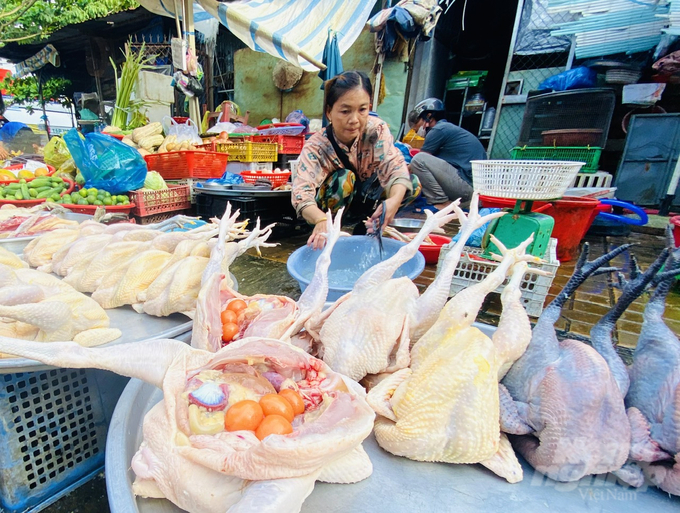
left=138, top=134, right=164, bottom=151
left=131, top=122, right=163, bottom=144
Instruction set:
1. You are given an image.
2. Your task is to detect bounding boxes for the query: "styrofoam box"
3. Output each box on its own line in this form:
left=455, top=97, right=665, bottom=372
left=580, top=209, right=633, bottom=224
left=437, top=238, right=560, bottom=317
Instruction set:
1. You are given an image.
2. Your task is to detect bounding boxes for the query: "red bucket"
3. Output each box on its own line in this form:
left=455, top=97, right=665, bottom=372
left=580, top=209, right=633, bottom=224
left=480, top=195, right=610, bottom=262
left=671, top=216, right=680, bottom=248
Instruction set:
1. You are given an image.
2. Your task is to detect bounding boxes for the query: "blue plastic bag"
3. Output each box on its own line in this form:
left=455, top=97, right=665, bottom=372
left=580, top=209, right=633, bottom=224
left=195, top=172, right=244, bottom=187
left=63, top=128, right=147, bottom=194
left=452, top=208, right=501, bottom=247
left=394, top=141, right=412, bottom=164
left=538, top=67, right=597, bottom=92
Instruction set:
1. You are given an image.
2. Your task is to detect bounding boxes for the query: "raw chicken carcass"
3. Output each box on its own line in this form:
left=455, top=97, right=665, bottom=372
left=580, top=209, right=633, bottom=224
left=0, top=265, right=120, bottom=346
left=0, top=335, right=375, bottom=513
left=138, top=205, right=275, bottom=318
left=501, top=243, right=641, bottom=483
left=0, top=246, right=27, bottom=269
left=366, top=236, right=540, bottom=483
left=626, top=242, right=680, bottom=495
left=315, top=194, right=505, bottom=381
left=191, top=208, right=345, bottom=352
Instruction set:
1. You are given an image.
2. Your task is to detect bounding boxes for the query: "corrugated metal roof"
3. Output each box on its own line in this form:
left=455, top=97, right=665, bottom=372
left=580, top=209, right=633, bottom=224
left=549, top=0, right=669, bottom=58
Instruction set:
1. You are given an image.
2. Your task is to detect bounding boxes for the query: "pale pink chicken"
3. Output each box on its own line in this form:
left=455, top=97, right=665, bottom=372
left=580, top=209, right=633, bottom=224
left=313, top=194, right=505, bottom=381
left=192, top=208, right=346, bottom=352
left=0, top=335, right=375, bottom=513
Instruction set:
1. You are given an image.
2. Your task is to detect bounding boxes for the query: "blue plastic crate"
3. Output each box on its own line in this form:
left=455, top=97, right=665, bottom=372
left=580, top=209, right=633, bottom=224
left=0, top=368, right=127, bottom=512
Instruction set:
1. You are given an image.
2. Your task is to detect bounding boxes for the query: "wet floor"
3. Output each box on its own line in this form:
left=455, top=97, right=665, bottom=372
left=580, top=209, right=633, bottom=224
left=42, top=217, right=679, bottom=512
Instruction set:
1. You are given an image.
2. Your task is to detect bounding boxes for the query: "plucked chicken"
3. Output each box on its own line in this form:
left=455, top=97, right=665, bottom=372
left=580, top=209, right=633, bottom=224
left=315, top=194, right=504, bottom=381
left=0, top=335, right=375, bottom=513
left=0, top=264, right=120, bottom=346
left=366, top=236, right=539, bottom=483
left=137, top=205, right=274, bottom=319
left=501, top=243, right=641, bottom=483
left=626, top=242, right=680, bottom=495
left=192, top=208, right=345, bottom=352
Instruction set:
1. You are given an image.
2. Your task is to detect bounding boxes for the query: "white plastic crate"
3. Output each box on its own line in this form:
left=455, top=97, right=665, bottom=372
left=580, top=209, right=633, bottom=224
left=225, top=162, right=273, bottom=174
left=570, top=171, right=612, bottom=189
left=437, top=238, right=560, bottom=317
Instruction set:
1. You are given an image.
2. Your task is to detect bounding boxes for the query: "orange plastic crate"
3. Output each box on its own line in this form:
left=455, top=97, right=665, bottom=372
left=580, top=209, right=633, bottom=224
left=252, top=134, right=304, bottom=154
left=144, top=151, right=228, bottom=179
left=240, top=171, right=291, bottom=188
left=129, top=184, right=191, bottom=217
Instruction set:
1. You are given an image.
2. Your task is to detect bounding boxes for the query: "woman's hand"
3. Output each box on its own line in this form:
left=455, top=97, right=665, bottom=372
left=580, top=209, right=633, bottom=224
left=367, top=198, right=399, bottom=234
left=307, top=220, right=328, bottom=250
left=0, top=143, right=8, bottom=161
left=302, top=205, right=329, bottom=250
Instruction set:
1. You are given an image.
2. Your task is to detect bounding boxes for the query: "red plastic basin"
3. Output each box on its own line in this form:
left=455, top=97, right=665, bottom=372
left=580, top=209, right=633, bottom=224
left=671, top=216, right=680, bottom=248
left=419, top=234, right=452, bottom=264
left=479, top=195, right=610, bottom=262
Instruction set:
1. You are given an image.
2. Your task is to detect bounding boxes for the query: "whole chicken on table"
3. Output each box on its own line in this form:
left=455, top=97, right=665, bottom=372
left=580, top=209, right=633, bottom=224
left=626, top=242, right=680, bottom=495
left=366, top=235, right=542, bottom=483
left=313, top=193, right=505, bottom=382
left=0, top=335, right=375, bottom=513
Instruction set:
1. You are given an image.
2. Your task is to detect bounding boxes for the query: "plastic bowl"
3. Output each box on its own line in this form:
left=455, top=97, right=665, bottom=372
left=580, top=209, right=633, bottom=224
left=417, top=234, right=452, bottom=264
left=287, top=236, right=425, bottom=302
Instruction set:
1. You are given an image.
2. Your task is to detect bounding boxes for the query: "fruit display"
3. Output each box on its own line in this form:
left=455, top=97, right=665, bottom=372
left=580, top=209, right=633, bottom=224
left=0, top=176, right=70, bottom=202
left=58, top=187, right=130, bottom=206
left=0, top=166, right=53, bottom=181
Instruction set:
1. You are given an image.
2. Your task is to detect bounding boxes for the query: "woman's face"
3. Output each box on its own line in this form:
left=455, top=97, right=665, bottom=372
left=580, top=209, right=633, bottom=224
left=326, top=87, right=371, bottom=147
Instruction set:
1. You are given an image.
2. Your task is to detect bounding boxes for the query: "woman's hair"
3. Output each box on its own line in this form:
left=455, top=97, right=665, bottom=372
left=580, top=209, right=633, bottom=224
left=0, top=95, right=5, bottom=116
left=323, top=71, right=373, bottom=112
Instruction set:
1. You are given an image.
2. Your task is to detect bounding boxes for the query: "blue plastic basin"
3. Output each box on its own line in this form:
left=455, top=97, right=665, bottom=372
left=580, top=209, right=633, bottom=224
left=287, top=236, right=426, bottom=303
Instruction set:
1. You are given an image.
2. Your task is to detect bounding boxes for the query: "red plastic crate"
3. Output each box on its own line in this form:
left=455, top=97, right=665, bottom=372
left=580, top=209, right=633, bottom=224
left=129, top=184, right=191, bottom=216
left=252, top=134, right=304, bottom=154
left=62, top=203, right=135, bottom=215
left=240, top=171, right=291, bottom=188
left=144, top=151, right=228, bottom=179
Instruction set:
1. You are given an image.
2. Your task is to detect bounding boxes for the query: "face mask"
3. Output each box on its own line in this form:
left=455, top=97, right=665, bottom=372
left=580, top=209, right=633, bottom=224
left=416, top=125, right=427, bottom=137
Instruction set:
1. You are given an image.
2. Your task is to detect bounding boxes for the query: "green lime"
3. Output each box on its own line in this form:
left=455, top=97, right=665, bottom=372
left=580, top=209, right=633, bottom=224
left=79, top=188, right=88, bottom=198
left=87, top=187, right=98, bottom=195
left=122, top=199, right=130, bottom=205
left=61, top=196, right=73, bottom=204
left=77, top=198, right=88, bottom=205
left=104, top=191, right=111, bottom=197
left=117, top=195, right=127, bottom=203
left=103, top=197, right=112, bottom=206
left=93, top=200, right=103, bottom=205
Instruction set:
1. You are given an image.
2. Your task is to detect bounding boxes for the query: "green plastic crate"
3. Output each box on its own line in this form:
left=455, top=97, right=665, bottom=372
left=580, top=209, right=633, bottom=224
left=510, top=146, right=602, bottom=173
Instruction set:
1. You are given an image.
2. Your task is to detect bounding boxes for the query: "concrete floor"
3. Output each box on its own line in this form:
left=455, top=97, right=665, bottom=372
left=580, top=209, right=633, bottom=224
left=43, top=217, right=678, bottom=512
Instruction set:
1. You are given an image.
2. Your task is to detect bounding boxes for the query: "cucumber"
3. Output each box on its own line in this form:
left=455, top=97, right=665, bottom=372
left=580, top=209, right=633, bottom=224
left=37, top=189, right=57, bottom=199
left=27, top=179, right=51, bottom=188
left=20, top=184, right=30, bottom=200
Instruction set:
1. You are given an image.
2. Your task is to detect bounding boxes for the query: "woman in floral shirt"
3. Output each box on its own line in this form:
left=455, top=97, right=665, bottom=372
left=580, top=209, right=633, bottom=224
left=292, top=71, right=420, bottom=249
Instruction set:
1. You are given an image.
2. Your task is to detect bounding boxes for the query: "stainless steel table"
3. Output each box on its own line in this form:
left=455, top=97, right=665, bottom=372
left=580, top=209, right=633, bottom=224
left=105, top=323, right=680, bottom=512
